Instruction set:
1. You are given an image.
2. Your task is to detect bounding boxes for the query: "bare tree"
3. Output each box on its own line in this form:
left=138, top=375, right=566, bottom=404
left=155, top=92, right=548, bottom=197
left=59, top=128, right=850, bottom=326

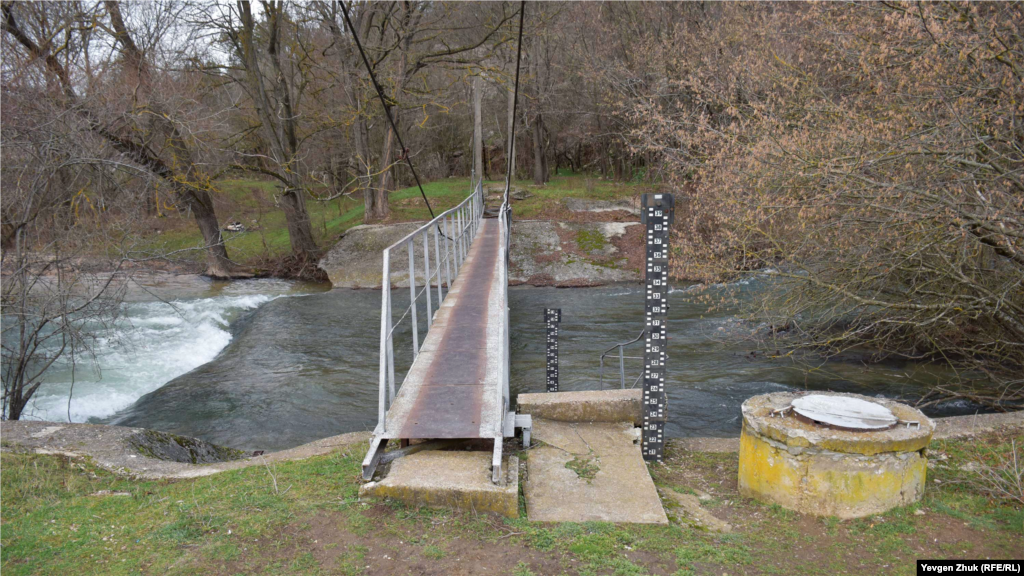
left=0, top=74, right=135, bottom=420
left=632, top=2, right=1024, bottom=408
left=1, top=1, right=244, bottom=278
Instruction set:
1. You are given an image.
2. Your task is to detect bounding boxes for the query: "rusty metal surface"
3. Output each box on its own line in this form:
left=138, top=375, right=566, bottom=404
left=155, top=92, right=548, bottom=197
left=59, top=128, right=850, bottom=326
left=396, top=219, right=501, bottom=439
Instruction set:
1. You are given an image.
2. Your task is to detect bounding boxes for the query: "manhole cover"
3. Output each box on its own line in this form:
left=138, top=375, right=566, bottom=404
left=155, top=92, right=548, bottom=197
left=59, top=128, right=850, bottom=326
left=791, top=395, right=898, bottom=430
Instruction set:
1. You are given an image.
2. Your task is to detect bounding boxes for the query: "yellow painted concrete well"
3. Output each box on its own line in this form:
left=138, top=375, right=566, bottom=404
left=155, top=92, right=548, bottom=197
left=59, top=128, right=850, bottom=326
left=737, top=392, right=934, bottom=519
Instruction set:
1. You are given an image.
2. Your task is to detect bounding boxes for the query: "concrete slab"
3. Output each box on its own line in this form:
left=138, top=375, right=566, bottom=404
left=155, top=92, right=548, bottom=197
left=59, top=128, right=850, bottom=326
left=517, top=389, right=642, bottom=424
left=359, top=450, right=519, bottom=518
left=525, top=418, right=667, bottom=524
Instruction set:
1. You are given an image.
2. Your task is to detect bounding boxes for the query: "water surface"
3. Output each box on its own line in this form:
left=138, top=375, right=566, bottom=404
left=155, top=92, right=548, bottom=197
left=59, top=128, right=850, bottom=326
left=101, top=281, right=969, bottom=451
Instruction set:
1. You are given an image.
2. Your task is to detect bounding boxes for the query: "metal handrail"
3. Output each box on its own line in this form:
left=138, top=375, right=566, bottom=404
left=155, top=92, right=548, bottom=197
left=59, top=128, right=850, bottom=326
left=494, top=180, right=512, bottom=482
left=599, top=329, right=646, bottom=389
left=376, top=182, right=485, bottom=433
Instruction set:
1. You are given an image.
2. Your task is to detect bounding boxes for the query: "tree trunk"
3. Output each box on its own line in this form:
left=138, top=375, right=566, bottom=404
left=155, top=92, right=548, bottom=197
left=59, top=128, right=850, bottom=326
left=185, top=189, right=236, bottom=278
left=532, top=114, right=545, bottom=185
left=507, top=86, right=516, bottom=181
left=473, top=76, right=484, bottom=183
left=279, top=188, right=319, bottom=257
left=236, top=1, right=317, bottom=262
left=374, top=120, right=397, bottom=221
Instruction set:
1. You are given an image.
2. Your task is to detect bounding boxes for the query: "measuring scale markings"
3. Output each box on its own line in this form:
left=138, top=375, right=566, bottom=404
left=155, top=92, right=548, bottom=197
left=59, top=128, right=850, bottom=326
left=545, top=308, right=561, bottom=392
left=642, top=193, right=674, bottom=462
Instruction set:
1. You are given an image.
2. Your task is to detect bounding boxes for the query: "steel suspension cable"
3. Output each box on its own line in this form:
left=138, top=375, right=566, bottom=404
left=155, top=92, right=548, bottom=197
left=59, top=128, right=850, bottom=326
left=504, top=1, right=526, bottom=207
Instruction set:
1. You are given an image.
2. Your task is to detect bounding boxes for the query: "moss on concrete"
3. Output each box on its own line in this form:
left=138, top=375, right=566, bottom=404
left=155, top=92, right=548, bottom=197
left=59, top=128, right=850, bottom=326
left=738, top=423, right=928, bottom=519
left=575, top=229, right=608, bottom=253
left=564, top=454, right=600, bottom=482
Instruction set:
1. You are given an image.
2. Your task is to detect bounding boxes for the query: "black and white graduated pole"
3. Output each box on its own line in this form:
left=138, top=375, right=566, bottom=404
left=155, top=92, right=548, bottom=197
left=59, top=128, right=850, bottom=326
left=641, top=193, right=674, bottom=462
left=545, top=308, right=561, bottom=392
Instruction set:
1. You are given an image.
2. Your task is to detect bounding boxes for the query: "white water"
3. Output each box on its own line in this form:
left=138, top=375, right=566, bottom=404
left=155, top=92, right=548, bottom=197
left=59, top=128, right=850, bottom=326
left=18, top=276, right=322, bottom=424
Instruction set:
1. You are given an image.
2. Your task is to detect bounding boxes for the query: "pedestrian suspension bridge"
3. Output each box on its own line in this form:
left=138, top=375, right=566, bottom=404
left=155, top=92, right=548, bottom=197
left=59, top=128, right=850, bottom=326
left=361, top=181, right=523, bottom=483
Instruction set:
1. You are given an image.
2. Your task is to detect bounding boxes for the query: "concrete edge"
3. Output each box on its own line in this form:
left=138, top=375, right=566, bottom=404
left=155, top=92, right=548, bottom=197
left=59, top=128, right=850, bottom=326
left=0, top=420, right=371, bottom=480
left=3, top=410, right=1018, bottom=477
left=359, top=452, right=520, bottom=518
left=517, top=389, right=643, bottom=424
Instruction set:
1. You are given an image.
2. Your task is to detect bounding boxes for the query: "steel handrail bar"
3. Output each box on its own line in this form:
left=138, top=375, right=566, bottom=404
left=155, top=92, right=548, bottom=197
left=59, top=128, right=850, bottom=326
left=384, top=226, right=460, bottom=336
left=382, top=189, right=479, bottom=253
left=598, top=329, right=646, bottom=389
left=599, top=329, right=646, bottom=357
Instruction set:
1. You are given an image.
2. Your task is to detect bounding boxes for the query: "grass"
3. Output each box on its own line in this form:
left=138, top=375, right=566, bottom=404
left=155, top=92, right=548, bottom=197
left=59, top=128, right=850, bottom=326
left=565, top=454, right=601, bottom=482
left=2, top=432, right=1021, bottom=575
left=138, top=177, right=479, bottom=270
left=131, top=172, right=654, bottom=271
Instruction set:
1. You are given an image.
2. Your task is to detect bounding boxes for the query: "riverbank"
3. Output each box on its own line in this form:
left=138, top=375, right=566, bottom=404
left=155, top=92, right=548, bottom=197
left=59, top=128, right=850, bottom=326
left=318, top=218, right=645, bottom=288
left=104, top=174, right=656, bottom=284
left=4, top=411, right=1021, bottom=480
left=2, top=417, right=1021, bottom=576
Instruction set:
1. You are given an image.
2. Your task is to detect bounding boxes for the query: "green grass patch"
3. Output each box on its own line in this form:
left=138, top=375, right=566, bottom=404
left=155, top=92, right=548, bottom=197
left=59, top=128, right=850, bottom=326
left=565, top=455, right=600, bottom=482
left=3, top=431, right=1022, bottom=575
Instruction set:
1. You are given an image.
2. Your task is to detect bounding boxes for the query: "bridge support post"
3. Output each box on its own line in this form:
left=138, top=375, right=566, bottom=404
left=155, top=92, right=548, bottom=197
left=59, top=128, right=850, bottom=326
left=423, top=231, right=432, bottom=325
left=433, top=225, right=443, bottom=303
left=409, top=242, right=419, bottom=357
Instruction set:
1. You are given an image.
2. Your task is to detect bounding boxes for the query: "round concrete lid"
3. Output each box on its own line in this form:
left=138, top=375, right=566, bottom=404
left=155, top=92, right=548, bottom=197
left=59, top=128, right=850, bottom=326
left=741, top=392, right=934, bottom=455
left=791, top=395, right=898, bottom=430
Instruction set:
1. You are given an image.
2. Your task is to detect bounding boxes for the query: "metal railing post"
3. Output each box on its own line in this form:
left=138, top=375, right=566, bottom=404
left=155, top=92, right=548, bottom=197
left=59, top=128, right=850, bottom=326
left=423, top=230, right=432, bottom=326
left=619, top=346, right=626, bottom=389
left=378, top=249, right=390, bottom=431
left=386, top=258, right=396, bottom=405
left=409, top=241, right=419, bottom=357
left=443, top=215, right=452, bottom=290
left=433, top=225, right=442, bottom=304
left=456, top=209, right=464, bottom=267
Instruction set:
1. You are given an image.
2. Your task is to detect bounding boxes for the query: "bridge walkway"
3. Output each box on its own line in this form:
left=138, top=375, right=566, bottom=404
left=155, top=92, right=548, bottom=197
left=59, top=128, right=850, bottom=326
left=382, top=218, right=504, bottom=440
left=362, top=183, right=514, bottom=483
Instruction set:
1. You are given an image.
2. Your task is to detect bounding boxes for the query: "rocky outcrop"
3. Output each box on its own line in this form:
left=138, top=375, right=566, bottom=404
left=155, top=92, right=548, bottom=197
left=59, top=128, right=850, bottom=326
left=318, top=222, right=428, bottom=288
left=318, top=219, right=644, bottom=288
left=508, top=220, right=641, bottom=287
left=563, top=197, right=640, bottom=216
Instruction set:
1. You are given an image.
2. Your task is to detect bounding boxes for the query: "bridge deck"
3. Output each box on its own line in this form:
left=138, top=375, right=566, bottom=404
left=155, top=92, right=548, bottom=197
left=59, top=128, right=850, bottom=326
left=382, top=218, right=504, bottom=440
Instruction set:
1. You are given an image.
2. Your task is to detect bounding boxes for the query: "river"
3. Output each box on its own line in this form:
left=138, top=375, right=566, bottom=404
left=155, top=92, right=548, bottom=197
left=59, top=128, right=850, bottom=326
left=19, top=275, right=976, bottom=451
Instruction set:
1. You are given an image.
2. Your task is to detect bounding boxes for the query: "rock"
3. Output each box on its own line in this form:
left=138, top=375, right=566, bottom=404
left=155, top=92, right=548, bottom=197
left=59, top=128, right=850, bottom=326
left=563, top=197, right=640, bottom=215
left=659, top=488, right=733, bottom=533
left=508, top=220, right=641, bottom=286
left=318, top=222, right=428, bottom=288
left=320, top=219, right=644, bottom=288
left=126, top=430, right=246, bottom=464
left=914, top=509, right=926, bottom=516
left=510, top=189, right=532, bottom=200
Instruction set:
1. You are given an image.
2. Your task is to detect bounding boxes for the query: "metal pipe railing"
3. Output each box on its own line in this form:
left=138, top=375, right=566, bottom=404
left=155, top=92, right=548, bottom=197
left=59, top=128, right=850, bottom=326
left=599, top=330, right=646, bottom=389
left=375, top=182, right=485, bottom=433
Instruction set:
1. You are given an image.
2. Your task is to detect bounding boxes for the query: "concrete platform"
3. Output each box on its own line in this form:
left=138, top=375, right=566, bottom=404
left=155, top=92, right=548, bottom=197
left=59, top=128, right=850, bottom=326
left=524, top=418, right=667, bottom=524
left=517, top=389, right=642, bottom=424
left=359, top=450, right=519, bottom=518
